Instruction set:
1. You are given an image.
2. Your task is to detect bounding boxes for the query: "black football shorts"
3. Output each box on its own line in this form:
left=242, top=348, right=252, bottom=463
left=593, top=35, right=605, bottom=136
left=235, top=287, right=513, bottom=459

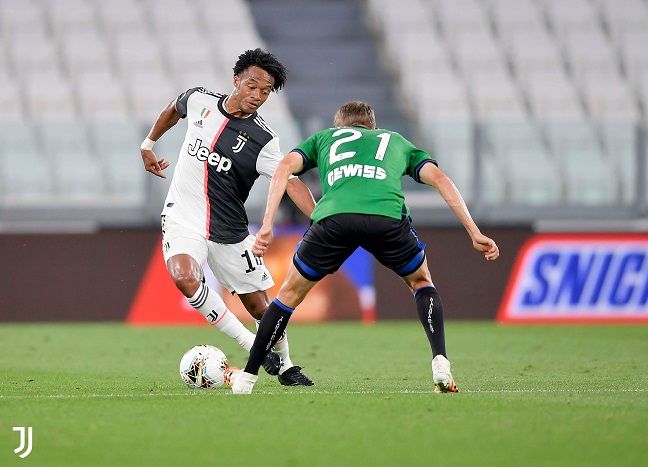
left=293, top=213, right=426, bottom=281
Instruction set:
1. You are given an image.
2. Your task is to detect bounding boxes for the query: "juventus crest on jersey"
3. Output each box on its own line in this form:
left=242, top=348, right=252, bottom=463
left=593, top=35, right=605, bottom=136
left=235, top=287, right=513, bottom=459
left=162, top=87, right=284, bottom=244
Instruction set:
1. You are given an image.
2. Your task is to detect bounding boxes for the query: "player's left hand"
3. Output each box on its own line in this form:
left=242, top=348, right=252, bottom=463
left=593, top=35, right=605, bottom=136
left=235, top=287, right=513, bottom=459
left=473, top=234, right=499, bottom=261
left=253, top=225, right=273, bottom=257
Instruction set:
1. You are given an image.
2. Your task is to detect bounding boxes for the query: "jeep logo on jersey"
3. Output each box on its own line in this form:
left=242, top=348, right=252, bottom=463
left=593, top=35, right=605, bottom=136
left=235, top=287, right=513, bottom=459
left=498, top=234, right=648, bottom=323
left=187, top=138, right=232, bottom=172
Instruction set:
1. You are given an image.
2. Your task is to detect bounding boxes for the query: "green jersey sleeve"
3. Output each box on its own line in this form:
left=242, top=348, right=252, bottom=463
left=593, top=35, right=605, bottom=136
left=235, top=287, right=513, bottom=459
left=293, top=131, right=322, bottom=175
left=405, top=140, right=437, bottom=182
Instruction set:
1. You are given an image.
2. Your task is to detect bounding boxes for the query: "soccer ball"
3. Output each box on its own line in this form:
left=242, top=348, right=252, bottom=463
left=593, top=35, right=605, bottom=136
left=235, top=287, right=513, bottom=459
left=179, top=344, right=229, bottom=389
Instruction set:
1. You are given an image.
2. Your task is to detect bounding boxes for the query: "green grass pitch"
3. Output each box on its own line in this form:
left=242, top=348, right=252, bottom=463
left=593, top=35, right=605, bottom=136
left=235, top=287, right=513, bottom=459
left=1, top=322, right=646, bottom=466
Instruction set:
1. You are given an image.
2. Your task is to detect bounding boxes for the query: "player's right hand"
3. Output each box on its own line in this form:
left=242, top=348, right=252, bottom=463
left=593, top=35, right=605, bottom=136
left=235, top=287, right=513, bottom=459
left=253, top=225, right=273, bottom=257
left=141, top=149, right=170, bottom=179
left=473, top=234, right=500, bottom=261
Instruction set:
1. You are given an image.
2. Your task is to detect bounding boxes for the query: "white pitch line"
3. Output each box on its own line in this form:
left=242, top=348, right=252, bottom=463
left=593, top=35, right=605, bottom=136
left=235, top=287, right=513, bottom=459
left=0, top=388, right=647, bottom=400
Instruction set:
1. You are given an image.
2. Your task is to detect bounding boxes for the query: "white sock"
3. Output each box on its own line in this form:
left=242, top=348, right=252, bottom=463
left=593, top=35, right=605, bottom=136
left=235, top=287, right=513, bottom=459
left=256, top=319, right=294, bottom=373
left=188, top=283, right=255, bottom=351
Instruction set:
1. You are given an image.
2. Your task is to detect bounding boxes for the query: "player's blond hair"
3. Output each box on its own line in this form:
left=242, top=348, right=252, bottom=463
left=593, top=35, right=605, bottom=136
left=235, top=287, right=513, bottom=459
left=333, top=101, right=376, bottom=129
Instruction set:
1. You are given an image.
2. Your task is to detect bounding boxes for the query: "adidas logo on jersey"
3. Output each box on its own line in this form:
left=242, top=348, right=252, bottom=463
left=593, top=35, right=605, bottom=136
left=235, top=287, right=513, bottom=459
left=261, top=272, right=269, bottom=281
left=193, top=107, right=211, bottom=128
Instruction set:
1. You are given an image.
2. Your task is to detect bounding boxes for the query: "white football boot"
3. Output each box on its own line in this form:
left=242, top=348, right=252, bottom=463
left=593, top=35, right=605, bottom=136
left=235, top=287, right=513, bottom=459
left=432, top=355, right=459, bottom=393
left=226, top=368, right=258, bottom=394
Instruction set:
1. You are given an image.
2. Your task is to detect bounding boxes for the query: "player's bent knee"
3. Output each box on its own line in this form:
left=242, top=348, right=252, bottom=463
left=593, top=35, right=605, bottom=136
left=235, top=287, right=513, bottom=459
left=170, top=271, right=201, bottom=297
left=277, top=264, right=319, bottom=309
left=401, top=264, right=433, bottom=294
left=166, top=255, right=203, bottom=297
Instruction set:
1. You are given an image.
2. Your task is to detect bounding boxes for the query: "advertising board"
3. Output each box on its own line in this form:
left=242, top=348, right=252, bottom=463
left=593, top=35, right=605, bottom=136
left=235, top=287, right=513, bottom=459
left=498, top=234, right=648, bottom=323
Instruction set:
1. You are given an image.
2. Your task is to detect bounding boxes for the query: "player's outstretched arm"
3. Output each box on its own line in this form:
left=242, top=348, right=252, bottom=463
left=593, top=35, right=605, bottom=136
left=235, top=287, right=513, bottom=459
left=254, top=151, right=305, bottom=257
left=286, top=177, right=316, bottom=218
left=140, top=99, right=180, bottom=178
left=418, top=162, right=499, bottom=261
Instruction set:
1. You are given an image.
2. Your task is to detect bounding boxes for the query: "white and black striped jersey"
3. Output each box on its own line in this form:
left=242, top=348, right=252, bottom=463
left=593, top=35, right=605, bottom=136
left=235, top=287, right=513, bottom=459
left=161, top=87, right=284, bottom=244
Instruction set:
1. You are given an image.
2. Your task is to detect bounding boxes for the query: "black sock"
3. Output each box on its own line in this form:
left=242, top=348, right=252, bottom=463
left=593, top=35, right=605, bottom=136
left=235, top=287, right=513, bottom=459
left=415, top=286, right=446, bottom=358
left=244, top=299, right=293, bottom=375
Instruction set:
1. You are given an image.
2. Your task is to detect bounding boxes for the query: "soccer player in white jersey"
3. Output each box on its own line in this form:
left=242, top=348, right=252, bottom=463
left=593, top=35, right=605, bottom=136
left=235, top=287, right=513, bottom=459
left=140, top=49, right=316, bottom=386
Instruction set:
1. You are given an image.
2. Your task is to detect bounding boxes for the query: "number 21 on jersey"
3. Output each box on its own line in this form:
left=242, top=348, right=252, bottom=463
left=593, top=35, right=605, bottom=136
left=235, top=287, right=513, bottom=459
left=329, top=129, right=391, bottom=164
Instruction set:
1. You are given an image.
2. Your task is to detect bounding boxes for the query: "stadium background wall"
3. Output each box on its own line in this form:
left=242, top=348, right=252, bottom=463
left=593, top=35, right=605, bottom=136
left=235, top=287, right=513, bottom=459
left=0, top=228, right=531, bottom=323
left=375, top=227, right=530, bottom=320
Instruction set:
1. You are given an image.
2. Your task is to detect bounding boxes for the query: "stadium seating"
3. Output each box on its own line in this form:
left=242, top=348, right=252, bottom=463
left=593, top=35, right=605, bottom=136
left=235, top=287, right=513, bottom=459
left=76, top=70, right=130, bottom=122
left=0, top=123, right=52, bottom=200
left=618, top=29, right=648, bottom=90
left=484, top=121, right=563, bottom=205
left=9, top=32, right=60, bottom=81
left=0, top=0, right=47, bottom=40
left=524, top=68, right=585, bottom=121
left=95, top=0, right=148, bottom=36
left=60, top=30, right=113, bottom=80
left=0, top=0, right=647, bottom=213
left=23, top=71, right=77, bottom=122
left=597, top=0, right=648, bottom=44
left=500, top=22, right=562, bottom=84
left=422, top=122, right=474, bottom=199
left=48, top=0, right=96, bottom=39
left=92, top=122, right=147, bottom=202
left=0, top=72, right=26, bottom=123
left=468, top=67, right=528, bottom=121
left=415, top=68, right=471, bottom=122
left=364, top=0, right=646, bottom=206
left=0, top=0, right=300, bottom=209
left=599, top=122, right=637, bottom=203
left=46, top=125, right=106, bottom=199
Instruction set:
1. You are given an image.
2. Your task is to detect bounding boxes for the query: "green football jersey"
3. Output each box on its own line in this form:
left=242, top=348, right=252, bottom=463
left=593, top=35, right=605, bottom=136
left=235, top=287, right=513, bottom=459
left=295, top=126, right=436, bottom=222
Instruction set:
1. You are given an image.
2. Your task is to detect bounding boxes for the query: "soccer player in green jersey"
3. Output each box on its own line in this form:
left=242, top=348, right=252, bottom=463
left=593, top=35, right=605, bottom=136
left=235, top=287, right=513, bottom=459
left=228, top=101, right=500, bottom=394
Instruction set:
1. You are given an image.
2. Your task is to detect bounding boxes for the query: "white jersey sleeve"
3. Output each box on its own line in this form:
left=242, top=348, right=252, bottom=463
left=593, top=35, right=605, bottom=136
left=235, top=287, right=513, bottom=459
left=256, top=135, right=298, bottom=181
left=256, top=136, right=283, bottom=180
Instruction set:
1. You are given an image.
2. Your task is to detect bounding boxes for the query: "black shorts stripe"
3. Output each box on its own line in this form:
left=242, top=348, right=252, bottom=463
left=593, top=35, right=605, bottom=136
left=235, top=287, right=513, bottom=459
left=292, top=253, right=325, bottom=281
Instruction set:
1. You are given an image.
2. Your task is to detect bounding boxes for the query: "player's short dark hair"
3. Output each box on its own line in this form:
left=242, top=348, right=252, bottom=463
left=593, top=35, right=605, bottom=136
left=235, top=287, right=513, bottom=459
left=233, top=48, right=287, bottom=92
left=333, top=101, right=377, bottom=129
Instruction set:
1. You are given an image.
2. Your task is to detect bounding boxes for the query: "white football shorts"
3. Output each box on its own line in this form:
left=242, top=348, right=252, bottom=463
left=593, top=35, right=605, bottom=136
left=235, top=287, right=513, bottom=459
left=161, top=216, right=274, bottom=294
